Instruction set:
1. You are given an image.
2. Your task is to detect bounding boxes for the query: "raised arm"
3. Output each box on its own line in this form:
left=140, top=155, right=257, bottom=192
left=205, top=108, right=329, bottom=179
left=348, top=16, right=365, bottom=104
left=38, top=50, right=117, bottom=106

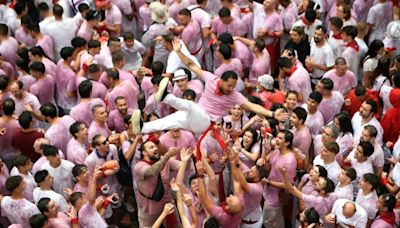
left=143, top=147, right=179, bottom=178
left=152, top=203, right=175, bottom=228
left=228, top=148, right=250, bottom=193
left=171, top=179, right=192, bottom=228
left=241, top=101, right=288, bottom=122
left=176, top=148, right=192, bottom=186
left=201, top=158, right=218, bottom=197
left=196, top=161, right=215, bottom=214
left=279, top=167, right=303, bottom=199
left=88, top=167, right=102, bottom=205
left=172, top=37, right=205, bottom=80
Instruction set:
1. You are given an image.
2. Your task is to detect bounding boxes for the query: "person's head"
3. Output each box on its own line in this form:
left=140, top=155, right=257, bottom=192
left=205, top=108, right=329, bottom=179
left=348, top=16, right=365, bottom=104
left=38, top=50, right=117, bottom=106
left=285, top=90, right=298, bottom=110
left=40, top=103, right=58, bottom=122
left=358, top=173, right=378, bottom=192
left=172, top=68, right=191, bottom=90
left=6, top=175, right=25, bottom=194
left=365, top=40, right=385, bottom=59
left=342, top=201, right=357, bottom=218
left=242, top=128, right=258, bottom=149
left=28, top=22, right=41, bottom=37
left=263, top=0, right=276, bottom=10
left=182, top=89, right=196, bottom=101
left=42, top=145, right=61, bottom=167
left=71, top=37, right=87, bottom=50
left=313, top=25, right=327, bottom=43
left=33, top=138, right=50, bottom=154
left=29, top=61, right=46, bottom=78
left=37, top=198, right=58, bottom=218
left=70, top=192, right=86, bottom=209
left=329, top=17, right=343, bottom=33
left=218, top=71, right=238, bottom=95
left=29, top=214, right=49, bottom=228
left=169, top=128, right=181, bottom=139
left=218, top=7, right=232, bottom=24
left=321, top=124, right=339, bottom=143
left=107, top=37, right=122, bottom=53
left=359, top=99, right=377, bottom=120
left=161, top=33, right=175, bottom=51
left=277, top=57, right=294, bottom=75
left=112, top=51, right=126, bottom=68
left=92, top=134, right=110, bottom=154
left=84, top=9, right=100, bottom=26
left=321, top=141, right=339, bottom=161
left=355, top=141, right=374, bottom=161
left=360, top=125, right=378, bottom=143
left=14, top=155, right=32, bottom=173
left=256, top=74, right=274, bottom=92
left=29, top=46, right=46, bottom=62
left=2, top=98, right=14, bottom=116
left=105, top=68, right=120, bottom=86
left=308, top=165, right=328, bottom=182
left=151, top=61, right=164, bottom=76
left=315, top=177, right=335, bottom=195
left=307, top=91, right=322, bottom=111
left=114, top=96, right=128, bottom=115
left=356, top=22, right=368, bottom=37
left=16, top=58, right=30, bottom=74
left=78, top=3, right=90, bottom=16
left=78, top=80, right=92, bottom=98
left=0, top=24, right=8, bottom=38
left=315, top=78, right=334, bottom=96
left=88, top=40, right=101, bottom=55
left=72, top=164, right=89, bottom=183
left=14, top=1, right=28, bottom=16
left=122, top=32, right=135, bottom=48
left=342, top=26, right=357, bottom=42
left=305, top=8, right=317, bottom=24
left=244, top=165, right=269, bottom=183
left=276, top=130, right=293, bottom=150
left=69, top=121, right=88, bottom=140
left=218, top=33, right=234, bottom=45
left=336, top=3, right=351, bottom=20
left=334, top=57, right=348, bottom=75
left=290, top=107, right=307, bottom=127
left=337, top=167, right=357, bottom=185
left=217, top=43, right=232, bottom=60
left=140, top=140, right=160, bottom=161
left=229, top=104, right=243, bottom=118
left=253, top=38, right=265, bottom=53
left=87, top=63, right=101, bottom=80
left=334, top=112, right=354, bottom=134
left=354, top=85, right=367, bottom=101
left=299, top=208, right=320, bottom=226
left=18, top=111, right=33, bottom=129
left=178, top=9, right=191, bottom=26
left=38, top=2, right=50, bottom=17
left=20, top=15, right=32, bottom=31
left=290, top=26, right=306, bottom=44
left=60, top=46, right=75, bottom=61
left=224, top=193, right=243, bottom=214
left=92, top=105, right=108, bottom=123
left=392, top=72, right=400, bottom=88
left=203, top=216, right=220, bottom=228
left=52, top=4, right=64, bottom=18
left=196, top=0, right=208, bottom=6
left=377, top=194, right=396, bottom=212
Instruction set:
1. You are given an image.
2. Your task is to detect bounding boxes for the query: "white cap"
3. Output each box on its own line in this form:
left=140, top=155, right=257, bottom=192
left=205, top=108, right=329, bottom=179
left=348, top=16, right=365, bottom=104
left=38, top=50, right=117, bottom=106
left=387, top=21, right=400, bottom=40
left=258, top=74, right=274, bottom=90
left=172, top=69, right=188, bottom=81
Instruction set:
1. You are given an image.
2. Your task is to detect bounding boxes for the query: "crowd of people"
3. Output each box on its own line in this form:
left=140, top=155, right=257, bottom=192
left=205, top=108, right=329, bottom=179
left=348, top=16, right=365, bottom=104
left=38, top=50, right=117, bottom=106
left=0, top=0, right=398, bottom=227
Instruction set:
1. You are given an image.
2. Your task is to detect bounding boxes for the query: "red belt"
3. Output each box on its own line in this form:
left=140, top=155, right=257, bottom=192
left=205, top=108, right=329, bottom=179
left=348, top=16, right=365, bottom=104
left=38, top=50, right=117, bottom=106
left=190, top=45, right=203, bottom=56
left=242, top=219, right=258, bottom=224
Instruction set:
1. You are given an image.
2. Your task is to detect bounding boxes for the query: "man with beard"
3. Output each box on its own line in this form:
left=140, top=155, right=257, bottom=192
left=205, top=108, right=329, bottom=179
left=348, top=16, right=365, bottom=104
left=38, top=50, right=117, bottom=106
left=108, top=96, right=133, bottom=133
left=133, top=140, right=181, bottom=227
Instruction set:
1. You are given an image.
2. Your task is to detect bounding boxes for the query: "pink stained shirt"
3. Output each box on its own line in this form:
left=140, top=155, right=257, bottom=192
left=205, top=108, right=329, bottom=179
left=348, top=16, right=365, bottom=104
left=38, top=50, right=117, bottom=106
left=78, top=203, right=108, bottom=228
left=159, top=130, right=196, bottom=151
left=143, top=94, right=172, bottom=118
left=66, top=137, right=88, bottom=164
left=188, top=5, right=211, bottom=29
left=1, top=61, right=14, bottom=77
left=371, top=216, right=397, bottom=228
left=352, top=0, right=374, bottom=22
left=70, top=98, right=105, bottom=127
left=303, top=193, right=337, bottom=223
left=223, top=115, right=249, bottom=131
left=299, top=174, right=317, bottom=195
left=9, top=167, right=36, bottom=202
left=355, top=189, right=378, bottom=220
left=172, top=79, right=204, bottom=102
left=112, top=0, right=134, bottom=33
left=232, top=40, right=252, bottom=70
left=367, top=2, right=393, bottom=44
left=36, top=35, right=54, bottom=61
left=210, top=194, right=244, bottom=228
left=73, top=182, right=88, bottom=195
left=215, top=58, right=243, bottom=78
left=55, top=59, right=77, bottom=110
left=292, top=126, right=312, bottom=156
left=180, top=20, right=203, bottom=56
left=107, top=108, right=134, bottom=133
left=106, top=80, right=139, bottom=111
left=100, top=69, right=140, bottom=92
left=200, top=133, right=226, bottom=173
left=76, top=77, right=107, bottom=101
left=283, top=66, right=312, bottom=103
left=133, top=159, right=181, bottom=217
left=323, top=69, right=357, bottom=96
left=168, top=0, right=190, bottom=22
left=29, top=75, right=56, bottom=105
left=280, top=2, right=298, bottom=32
left=242, top=12, right=253, bottom=39
left=105, top=4, right=122, bottom=37
left=43, top=58, right=57, bottom=77
left=18, top=74, right=36, bottom=91
left=141, top=76, right=155, bottom=100
left=318, top=91, right=344, bottom=125
left=0, top=118, right=20, bottom=160
left=333, top=183, right=354, bottom=201
left=88, top=121, right=111, bottom=144
left=45, top=115, right=76, bottom=153
left=10, top=92, right=41, bottom=116
left=15, top=28, right=35, bottom=47
left=48, top=212, right=71, bottom=228
left=138, top=5, right=152, bottom=32
left=242, top=181, right=263, bottom=219
left=0, top=166, right=9, bottom=195
left=252, top=2, right=283, bottom=45
left=211, top=16, right=247, bottom=37
left=77, top=21, right=94, bottom=42
left=249, top=50, right=270, bottom=84
left=197, top=71, right=247, bottom=121
left=264, top=149, right=296, bottom=207
left=0, top=36, right=18, bottom=69
left=302, top=104, right=325, bottom=136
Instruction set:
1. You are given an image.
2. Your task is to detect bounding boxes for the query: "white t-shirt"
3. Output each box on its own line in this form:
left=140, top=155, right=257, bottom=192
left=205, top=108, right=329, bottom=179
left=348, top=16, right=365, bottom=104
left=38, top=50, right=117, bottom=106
left=351, top=112, right=384, bottom=145
left=9, top=168, right=36, bottom=202
left=334, top=183, right=354, bottom=201
left=310, top=41, right=335, bottom=81
left=355, top=190, right=378, bottom=219
left=331, top=199, right=368, bottom=228
left=313, top=154, right=341, bottom=185
left=40, top=160, right=74, bottom=197
left=166, top=41, right=200, bottom=79
left=32, top=188, right=70, bottom=212
left=78, top=203, right=108, bottom=228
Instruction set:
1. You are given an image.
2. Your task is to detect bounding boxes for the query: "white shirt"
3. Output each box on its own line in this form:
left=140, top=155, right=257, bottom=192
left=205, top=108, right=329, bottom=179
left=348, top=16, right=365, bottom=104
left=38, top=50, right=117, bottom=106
left=166, top=41, right=200, bottom=79
left=121, top=40, right=146, bottom=71
left=44, top=18, right=78, bottom=61
left=10, top=167, right=36, bottom=202
left=313, top=154, right=341, bottom=185
left=32, top=187, right=69, bottom=212
left=331, top=199, right=368, bottom=228
left=334, top=183, right=354, bottom=201
left=346, top=150, right=374, bottom=178
left=292, top=19, right=323, bottom=42
left=40, top=159, right=74, bottom=197
left=310, top=40, right=335, bottom=81
left=351, top=112, right=383, bottom=145
left=355, top=189, right=378, bottom=219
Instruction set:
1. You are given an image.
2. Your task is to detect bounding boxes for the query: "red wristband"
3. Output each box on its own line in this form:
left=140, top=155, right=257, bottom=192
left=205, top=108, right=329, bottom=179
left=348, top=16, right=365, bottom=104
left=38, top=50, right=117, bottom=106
left=71, top=218, right=79, bottom=224
left=102, top=199, right=110, bottom=209
left=380, top=178, right=389, bottom=185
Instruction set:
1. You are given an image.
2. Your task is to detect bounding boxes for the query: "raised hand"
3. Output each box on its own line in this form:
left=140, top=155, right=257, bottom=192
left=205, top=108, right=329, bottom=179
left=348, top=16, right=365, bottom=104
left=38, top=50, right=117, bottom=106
left=180, top=147, right=193, bottom=162
left=172, top=37, right=182, bottom=52
left=170, top=178, right=180, bottom=192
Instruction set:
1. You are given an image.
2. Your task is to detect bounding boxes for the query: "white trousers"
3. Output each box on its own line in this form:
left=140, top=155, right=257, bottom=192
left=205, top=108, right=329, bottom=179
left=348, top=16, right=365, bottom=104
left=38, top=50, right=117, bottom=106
left=142, top=94, right=211, bottom=134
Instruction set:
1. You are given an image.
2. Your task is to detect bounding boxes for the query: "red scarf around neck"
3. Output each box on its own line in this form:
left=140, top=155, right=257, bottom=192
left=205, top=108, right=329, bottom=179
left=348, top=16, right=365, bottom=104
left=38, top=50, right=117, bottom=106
left=346, top=40, right=359, bottom=52
left=332, top=32, right=343, bottom=40
left=379, top=211, right=396, bottom=226
left=288, top=65, right=297, bottom=76
left=215, top=79, right=223, bottom=96
left=141, top=159, right=156, bottom=165
left=301, top=17, right=310, bottom=29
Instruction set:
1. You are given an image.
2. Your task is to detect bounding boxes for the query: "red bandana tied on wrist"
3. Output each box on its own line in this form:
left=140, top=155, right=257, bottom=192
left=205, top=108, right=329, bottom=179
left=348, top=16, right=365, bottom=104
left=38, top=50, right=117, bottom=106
left=346, top=40, right=359, bottom=52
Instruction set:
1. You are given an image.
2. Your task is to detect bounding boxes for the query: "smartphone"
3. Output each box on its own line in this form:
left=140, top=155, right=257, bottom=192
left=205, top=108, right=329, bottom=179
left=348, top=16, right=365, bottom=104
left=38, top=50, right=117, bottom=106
left=225, top=122, right=232, bottom=129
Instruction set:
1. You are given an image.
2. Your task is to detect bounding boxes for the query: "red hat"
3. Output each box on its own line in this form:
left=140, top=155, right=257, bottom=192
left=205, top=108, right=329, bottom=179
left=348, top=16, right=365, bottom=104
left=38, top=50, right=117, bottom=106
left=95, top=0, right=110, bottom=8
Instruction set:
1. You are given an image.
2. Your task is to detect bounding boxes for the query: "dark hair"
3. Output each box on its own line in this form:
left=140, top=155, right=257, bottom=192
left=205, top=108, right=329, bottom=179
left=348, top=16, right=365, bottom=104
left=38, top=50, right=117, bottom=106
left=254, top=38, right=265, bottom=52
left=364, top=125, right=378, bottom=138
left=30, top=214, right=48, bottom=228
left=189, top=174, right=198, bottom=185
left=60, top=47, right=75, bottom=60
left=354, top=85, right=366, bottom=96
left=3, top=98, right=15, bottom=116
left=179, top=67, right=192, bottom=81
left=14, top=155, right=30, bottom=168
left=14, top=1, right=27, bottom=15
left=218, top=43, right=232, bottom=60
left=364, top=99, right=377, bottom=114
left=88, top=40, right=101, bottom=49
left=88, top=64, right=100, bottom=74
left=53, top=4, right=64, bottom=17
left=196, top=0, right=207, bottom=4
left=320, top=78, right=334, bottom=91
left=112, top=51, right=125, bottom=65
left=37, top=197, right=51, bottom=213
left=322, top=177, right=335, bottom=193
left=0, top=24, right=8, bottom=36
left=335, top=112, right=354, bottom=134
left=280, top=130, right=294, bottom=148
left=221, top=71, right=238, bottom=81
left=358, top=141, right=374, bottom=157
left=85, top=9, right=99, bottom=21
left=6, top=175, right=23, bottom=192
left=314, top=25, right=327, bottom=34
left=292, top=107, right=307, bottom=123
left=114, top=96, right=125, bottom=104
left=151, top=75, right=163, bottom=86
left=78, top=3, right=90, bottom=13
left=12, top=80, right=23, bottom=90
left=335, top=57, right=347, bottom=66
left=203, top=216, right=220, bottom=228
left=305, top=9, right=317, bottom=23
left=309, top=91, right=323, bottom=103
left=70, top=122, right=84, bottom=138
left=151, top=61, right=164, bottom=76
left=362, top=173, right=379, bottom=190
left=123, top=32, right=134, bottom=41
left=107, top=37, right=121, bottom=46
left=0, top=75, right=9, bottom=90
left=315, top=165, right=328, bottom=178
left=178, top=8, right=191, bottom=17
left=20, top=15, right=32, bottom=26
left=106, top=68, right=119, bottom=80
left=34, top=170, right=49, bottom=183
left=182, top=89, right=196, bottom=100
left=342, top=26, right=357, bottom=40
left=393, top=72, right=400, bottom=88
left=30, top=61, right=46, bottom=74
left=278, top=57, right=293, bottom=68
left=18, top=111, right=33, bottom=129
left=72, top=164, right=87, bottom=178
left=43, top=144, right=59, bottom=157
left=304, top=208, right=320, bottom=224
left=365, top=40, right=384, bottom=59
left=29, top=46, right=45, bottom=57
left=71, top=37, right=87, bottom=49
left=16, top=58, right=30, bottom=73
left=323, top=141, right=340, bottom=154
left=78, top=80, right=92, bottom=98
left=329, top=17, right=343, bottom=29
left=241, top=128, right=258, bottom=151
left=162, top=33, right=175, bottom=44
left=91, top=134, right=103, bottom=148
left=40, top=103, right=58, bottom=118
left=344, top=167, right=357, bottom=181
left=381, top=193, right=396, bottom=212
left=218, top=7, right=231, bottom=18
left=218, top=33, right=234, bottom=45
left=70, top=192, right=84, bottom=206
left=38, top=2, right=49, bottom=11
left=17, top=47, right=29, bottom=61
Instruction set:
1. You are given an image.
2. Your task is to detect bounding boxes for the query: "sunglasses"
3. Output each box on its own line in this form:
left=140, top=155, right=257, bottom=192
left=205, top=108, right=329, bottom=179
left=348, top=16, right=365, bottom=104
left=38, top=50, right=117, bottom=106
left=101, top=137, right=109, bottom=145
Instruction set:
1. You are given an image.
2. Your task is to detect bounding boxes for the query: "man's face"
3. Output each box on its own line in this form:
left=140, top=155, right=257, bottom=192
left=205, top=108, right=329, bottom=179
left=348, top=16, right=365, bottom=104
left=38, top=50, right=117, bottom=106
left=276, top=132, right=288, bottom=149
left=144, top=141, right=160, bottom=161
left=96, top=136, right=109, bottom=152
left=244, top=166, right=260, bottom=183
left=290, top=112, right=299, bottom=127
left=77, top=167, right=90, bottom=183
left=358, top=176, right=370, bottom=190
left=175, top=77, right=188, bottom=90
left=178, top=14, right=190, bottom=26
left=76, top=124, right=88, bottom=140
left=315, top=177, right=326, bottom=192
left=94, top=106, right=108, bottom=122
left=124, top=39, right=135, bottom=48
left=315, top=81, right=325, bottom=94
left=190, top=178, right=199, bottom=193
left=320, top=146, right=332, bottom=161
left=359, top=102, right=373, bottom=119
left=220, top=78, right=237, bottom=94
left=285, top=94, right=298, bottom=110
left=337, top=169, right=348, bottom=183
left=170, top=128, right=181, bottom=138
left=309, top=166, right=320, bottom=181
left=313, top=29, right=325, bottom=43
left=47, top=155, right=61, bottom=167
left=220, top=16, right=232, bottom=25
left=360, top=129, right=372, bottom=143
left=321, top=127, right=335, bottom=143
left=336, top=63, right=347, bottom=75
left=354, top=145, right=365, bottom=160
left=44, top=174, right=54, bottom=187
left=46, top=200, right=59, bottom=217
left=230, top=105, right=242, bottom=117
left=307, top=98, right=319, bottom=111
left=10, top=83, right=23, bottom=99
left=116, top=98, right=128, bottom=115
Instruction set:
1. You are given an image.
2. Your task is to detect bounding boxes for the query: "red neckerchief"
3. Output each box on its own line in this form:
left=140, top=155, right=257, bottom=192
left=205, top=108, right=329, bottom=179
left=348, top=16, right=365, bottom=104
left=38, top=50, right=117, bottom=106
left=332, top=32, right=343, bottom=40
left=141, top=159, right=156, bottom=165
left=301, top=16, right=309, bottom=29
left=346, top=40, right=359, bottom=52
left=288, top=65, right=297, bottom=76
left=8, top=0, right=14, bottom=8
left=379, top=211, right=396, bottom=226
left=215, top=80, right=223, bottom=96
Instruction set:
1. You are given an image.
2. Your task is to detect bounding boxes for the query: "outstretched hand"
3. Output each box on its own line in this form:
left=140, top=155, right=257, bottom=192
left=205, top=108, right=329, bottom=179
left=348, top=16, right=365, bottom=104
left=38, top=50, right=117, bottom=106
left=172, top=37, right=182, bottom=52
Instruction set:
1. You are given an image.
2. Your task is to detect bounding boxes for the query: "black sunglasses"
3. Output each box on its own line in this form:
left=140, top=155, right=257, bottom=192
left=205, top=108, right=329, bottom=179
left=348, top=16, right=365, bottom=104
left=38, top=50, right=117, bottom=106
left=101, top=137, right=109, bottom=145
